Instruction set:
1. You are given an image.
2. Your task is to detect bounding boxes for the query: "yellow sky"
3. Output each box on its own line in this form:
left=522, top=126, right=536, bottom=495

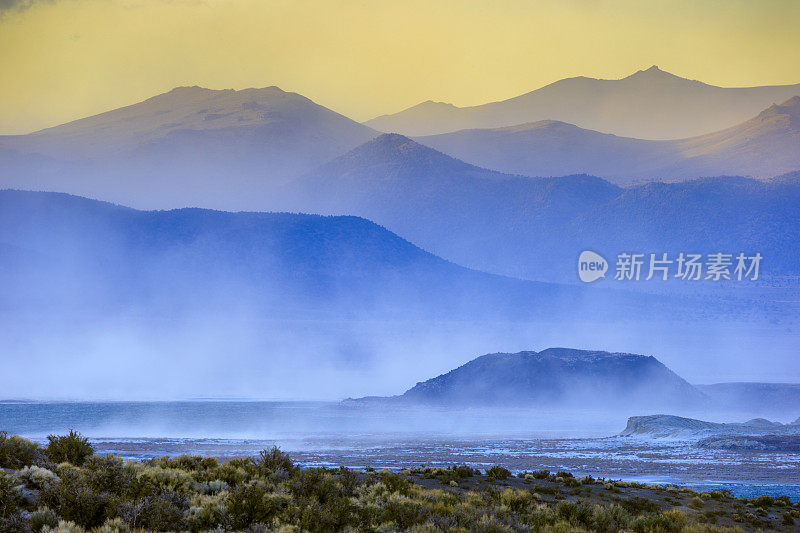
left=1, top=0, right=799, bottom=134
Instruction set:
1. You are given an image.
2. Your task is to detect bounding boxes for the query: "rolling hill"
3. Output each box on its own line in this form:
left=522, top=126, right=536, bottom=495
left=367, top=66, right=800, bottom=139
left=417, top=97, right=800, bottom=182
left=0, top=189, right=600, bottom=320
left=350, top=348, right=707, bottom=409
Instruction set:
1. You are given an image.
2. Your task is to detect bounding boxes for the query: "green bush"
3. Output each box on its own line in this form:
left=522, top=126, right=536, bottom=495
left=251, top=446, right=295, bottom=476
left=0, top=473, right=22, bottom=518
left=82, top=455, right=134, bottom=495
left=0, top=432, right=45, bottom=469
left=754, top=495, right=775, bottom=508
left=46, top=431, right=94, bottom=467
left=226, top=480, right=281, bottom=530
left=40, top=467, right=108, bottom=529
left=630, top=509, right=687, bottom=533
left=486, top=466, right=511, bottom=482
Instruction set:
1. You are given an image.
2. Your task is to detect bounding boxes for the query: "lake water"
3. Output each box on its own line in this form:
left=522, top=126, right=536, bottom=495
left=2, top=400, right=799, bottom=502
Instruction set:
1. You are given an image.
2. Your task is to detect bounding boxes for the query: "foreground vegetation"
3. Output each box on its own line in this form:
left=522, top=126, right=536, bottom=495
left=1, top=432, right=799, bottom=532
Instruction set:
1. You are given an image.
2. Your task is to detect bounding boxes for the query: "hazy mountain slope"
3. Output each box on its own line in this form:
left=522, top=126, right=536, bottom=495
left=417, top=120, right=679, bottom=181
left=353, top=348, right=706, bottom=409
left=1, top=86, right=375, bottom=160
left=574, top=177, right=800, bottom=275
left=0, top=189, right=611, bottom=320
left=666, top=96, right=800, bottom=178
left=291, top=135, right=800, bottom=284
left=0, top=87, right=378, bottom=209
left=367, top=66, right=800, bottom=139
left=416, top=97, right=800, bottom=182
left=289, top=134, right=623, bottom=274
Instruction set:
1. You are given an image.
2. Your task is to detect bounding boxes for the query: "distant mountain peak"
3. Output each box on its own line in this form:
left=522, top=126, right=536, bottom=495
left=419, top=100, right=456, bottom=108
left=373, top=132, right=415, bottom=145
left=623, top=65, right=694, bottom=83
left=784, top=95, right=800, bottom=106
left=352, top=132, right=431, bottom=158
left=756, top=95, right=800, bottom=124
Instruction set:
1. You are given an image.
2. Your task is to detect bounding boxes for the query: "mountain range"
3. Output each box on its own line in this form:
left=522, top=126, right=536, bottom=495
left=368, top=66, right=800, bottom=139
left=1, top=73, right=800, bottom=210
left=289, top=134, right=800, bottom=284
left=417, top=96, right=800, bottom=182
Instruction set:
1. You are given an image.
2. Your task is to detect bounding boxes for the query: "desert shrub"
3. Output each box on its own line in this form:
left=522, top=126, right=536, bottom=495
left=186, top=493, right=229, bottom=531
left=500, top=488, right=531, bottom=513
left=555, top=500, right=581, bottom=522
left=46, top=431, right=93, bottom=466
left=561, top=476, right=581, bottom=488
left=0, top=473, right=23, bottom=521
left=688, top=496, right=704, bottom=509
left=134, top=465, right=194, bottom=494
left=297, top=493, right=358, bottom=533
left=753, top=495, right=775, bottom=508
left=116, top=487, right=188, bottom=530
left=706, top=489, right=732, bottom=500
left=530, top=470, right=551, bottom=480
left=375, top=470, right=411, bottom=496
left=486, top=466, right=511, bottom=482
left=535, top=485, right=562, bottom=496
left=210, top=461, right=249, bottom=487
left=152, top=454, right=218, bottom=472
left=448, top=464, right=479, bottom=479
left=380, top=497, right=431, bottom=530
left=40, top=520, right=87, bottom=533
left=630, top=509, right=686, bottom=533
left=31, top=506, right=60, bottom=531
left=226, top=479, right=282, bottom=530
left=0, top=432, right=45, bottom=468
left=19, top=465, right=60, bottom=490
left=589, top=503, right=631, bottom=533
left=82, top=455, right=135, bottom=496
left=252, top=446, right=295, bottom=475
left=334, top=466, right=357, bottom=497
left=41, top=467, right=108, bottom=529
left=198, top=479, right=230, bottom=495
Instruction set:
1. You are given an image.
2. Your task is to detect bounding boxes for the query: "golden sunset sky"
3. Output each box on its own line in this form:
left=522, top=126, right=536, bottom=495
left=1, top=0, right=799, bottom=134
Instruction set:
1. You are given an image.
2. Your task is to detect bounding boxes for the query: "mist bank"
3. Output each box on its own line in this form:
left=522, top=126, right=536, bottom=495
left=0, top=190, right=797, bottom=401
